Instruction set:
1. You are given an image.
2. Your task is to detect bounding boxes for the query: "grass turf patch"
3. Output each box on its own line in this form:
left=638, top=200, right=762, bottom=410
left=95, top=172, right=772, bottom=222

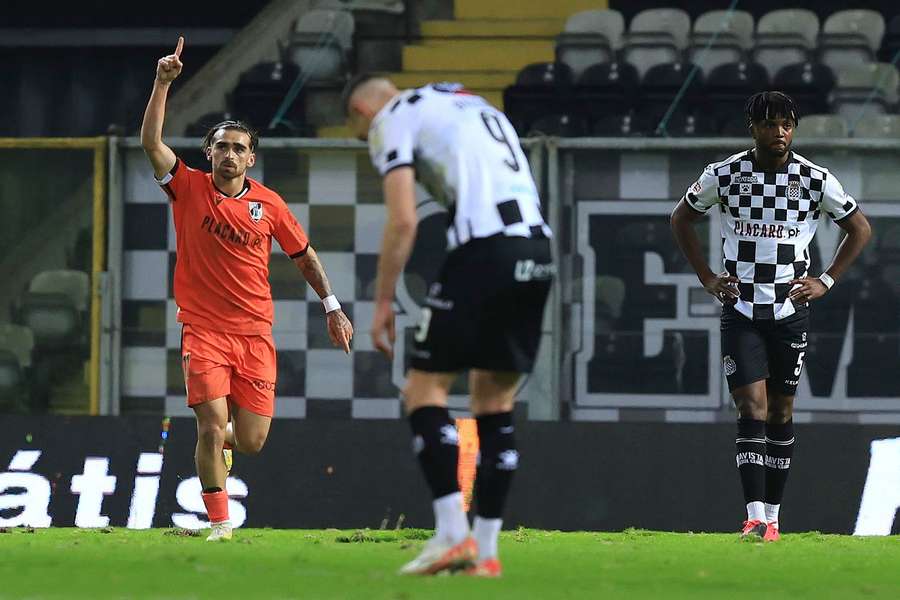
left=1, top=528, right=899, bottom=599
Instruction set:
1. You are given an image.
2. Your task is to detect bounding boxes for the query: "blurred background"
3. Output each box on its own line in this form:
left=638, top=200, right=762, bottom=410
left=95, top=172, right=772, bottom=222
left=2, top=0, right=900, bottom=427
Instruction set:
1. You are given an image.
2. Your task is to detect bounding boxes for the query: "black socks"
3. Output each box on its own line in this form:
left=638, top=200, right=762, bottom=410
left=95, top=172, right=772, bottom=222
left=408, top=406, right=461, bottom=499
left=474, top=412, right=518, bottom=519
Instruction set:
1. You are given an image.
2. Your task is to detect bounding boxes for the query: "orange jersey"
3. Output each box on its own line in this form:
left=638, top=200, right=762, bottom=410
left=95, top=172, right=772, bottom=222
left=157, top=158, right=309, bottom=335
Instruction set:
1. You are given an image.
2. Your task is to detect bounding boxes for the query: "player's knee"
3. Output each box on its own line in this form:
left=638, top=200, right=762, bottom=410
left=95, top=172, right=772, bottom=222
left=237, top=432, right=267, bottom=455
left=767, top=401, right=794, bottom=424
left=198, top=423, right=226, bottom=449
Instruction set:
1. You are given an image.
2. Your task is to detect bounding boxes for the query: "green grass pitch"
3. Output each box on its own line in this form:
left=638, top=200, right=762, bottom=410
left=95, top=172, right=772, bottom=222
left=3, top=527, right=900, bottom=599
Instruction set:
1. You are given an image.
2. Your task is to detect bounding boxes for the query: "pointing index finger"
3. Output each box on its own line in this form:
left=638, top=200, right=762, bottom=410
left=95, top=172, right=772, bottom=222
left=174, top=36, right=184, bottom=58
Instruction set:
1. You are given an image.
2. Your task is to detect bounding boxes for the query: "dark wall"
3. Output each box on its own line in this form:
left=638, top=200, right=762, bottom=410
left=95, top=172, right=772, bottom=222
left=1, top=416, right=896, bottom=534
left=0, top=1, right=274, bottom=27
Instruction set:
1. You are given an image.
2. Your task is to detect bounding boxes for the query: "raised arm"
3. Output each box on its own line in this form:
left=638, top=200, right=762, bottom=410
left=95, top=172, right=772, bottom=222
left=293, top=246, right=354, bottom=354
left=140, top=36, right=183, bottom=178
left=670, top=199, right=739, bottom=304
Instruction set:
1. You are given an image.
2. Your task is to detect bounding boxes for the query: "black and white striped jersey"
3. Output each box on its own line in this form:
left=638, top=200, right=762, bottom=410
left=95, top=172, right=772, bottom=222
left=367, top=83, right=552, bottom=250
left=684, top=149, right=859, bottom=321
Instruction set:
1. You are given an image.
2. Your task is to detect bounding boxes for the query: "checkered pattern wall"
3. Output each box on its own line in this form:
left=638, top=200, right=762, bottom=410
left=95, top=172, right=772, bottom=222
left=120, top=146, right=441, bottom=419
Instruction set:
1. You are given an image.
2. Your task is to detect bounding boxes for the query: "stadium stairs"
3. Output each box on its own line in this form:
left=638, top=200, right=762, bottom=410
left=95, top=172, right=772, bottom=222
left=317, top=0, right=604, bottom=137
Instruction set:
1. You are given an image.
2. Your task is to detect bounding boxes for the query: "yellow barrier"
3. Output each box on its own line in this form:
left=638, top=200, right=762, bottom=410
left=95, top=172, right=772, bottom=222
left=0, top=137, right=107, bottom=415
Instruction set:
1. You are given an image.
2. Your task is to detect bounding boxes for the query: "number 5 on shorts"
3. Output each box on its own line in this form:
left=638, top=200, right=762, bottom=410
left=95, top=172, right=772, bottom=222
left=794, top=351, right=806, bottom=377
left=415, top=308, right=432, bottom=343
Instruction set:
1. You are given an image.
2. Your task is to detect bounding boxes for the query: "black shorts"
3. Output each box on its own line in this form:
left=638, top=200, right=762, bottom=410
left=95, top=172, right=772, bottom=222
left=410, top=235, right=553, bottom=373
left=720, top=305, right=809, bottom=395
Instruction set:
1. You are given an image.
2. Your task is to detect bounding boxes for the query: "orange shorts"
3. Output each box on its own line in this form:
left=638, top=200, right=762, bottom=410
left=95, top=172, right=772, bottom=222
left=181, top=324, right=277, bottom=417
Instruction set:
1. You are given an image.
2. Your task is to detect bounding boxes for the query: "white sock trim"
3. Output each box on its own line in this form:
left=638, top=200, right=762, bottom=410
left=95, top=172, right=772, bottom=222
left=764, top=503, right=780, bottom=525
left=747, top=501, right=766, bottom=522
left=433, top=492, right=468, bottom=544
left=473, top=516, right=502, bottom=560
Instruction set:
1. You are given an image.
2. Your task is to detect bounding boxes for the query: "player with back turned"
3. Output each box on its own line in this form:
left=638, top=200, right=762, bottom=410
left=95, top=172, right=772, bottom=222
left=671, top=92, right=871, bottom=541
left=344, top=75, right=554, bottom=576
left=140, top=38, right=354, bottom=541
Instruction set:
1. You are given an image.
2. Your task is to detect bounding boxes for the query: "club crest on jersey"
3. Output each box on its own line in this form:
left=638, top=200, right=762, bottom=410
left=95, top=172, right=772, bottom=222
left=248, top=201, right=263, bottom=222
left=788, top=181, right=802, bottom=200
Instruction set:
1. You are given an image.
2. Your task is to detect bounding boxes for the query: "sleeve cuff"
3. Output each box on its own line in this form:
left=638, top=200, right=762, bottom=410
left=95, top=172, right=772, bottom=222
left=154, top=158, right=180, bottom=185
left=289, top=243, right=310, bottom=259
left=833, top=204, right=859, bottom=223
left=684, top=194, right=708, bottom=214
left=382, top=162, right=414, bottom=176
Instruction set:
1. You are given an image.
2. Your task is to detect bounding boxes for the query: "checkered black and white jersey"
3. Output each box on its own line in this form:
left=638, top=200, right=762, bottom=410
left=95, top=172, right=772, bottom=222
left=684, top=150, right=858, bottom=320
left=368, top=83, right=551, bottom=251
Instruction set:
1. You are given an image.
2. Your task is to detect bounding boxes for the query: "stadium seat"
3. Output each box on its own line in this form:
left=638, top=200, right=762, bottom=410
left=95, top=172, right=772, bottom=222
left=688, top=10, right=755, bottom=79
left=664, top=112, right=718, bottom=137
left=503, top=62, right=575, bottom=136
left=556, top=9, right=625, bottom=79
left=29, top=270, right=90, bottom=313
left=622, top=8, right=691, bottom=80
left=773, top=62, right=835, bottom=117
left=793, top=114, right=848, bottom=140
left=527, top=113, right=588, bottom=137
left=0, top=323, right=35, bottom=371
left=879, top=15, right=900, bottom=62
left=852, top=114, right=900, bottom=138
left=17, top=270, right=89, bottom=348
left=230, top=62, right=303, bottom=133
left=752, top=9, right=820, bottom=81
left=819, top=10, right=885, bottom=73
left=591, top=111, right=651, bottom=137
left=705, top=61, right=769, bottom=134
left=574, top=61, right=639, bottom=128
left=288, top=9, right=354, bottom=82
left=831, top=63, right=900, bottom=122
left=0, top=350, right=22, bottom=391
left=637, top=62, right=705, bottom=130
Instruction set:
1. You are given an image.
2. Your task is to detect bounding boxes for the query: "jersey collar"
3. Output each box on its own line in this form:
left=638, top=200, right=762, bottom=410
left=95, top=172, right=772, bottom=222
left=212, top=177, right=252, bottom=200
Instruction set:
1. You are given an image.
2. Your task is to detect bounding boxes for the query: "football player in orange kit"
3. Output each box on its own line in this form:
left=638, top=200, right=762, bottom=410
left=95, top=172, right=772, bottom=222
left=140, top=37, right=354, bottom=541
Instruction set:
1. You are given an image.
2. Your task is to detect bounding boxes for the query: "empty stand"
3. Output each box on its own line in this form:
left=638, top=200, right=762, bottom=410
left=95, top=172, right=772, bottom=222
left=288, top=8, right=354, bottom=82
left=623, top=8, right=691, bottom=80
left=794, top=114, right=848, bottom=140
left=819, top=10, right=885, bottom=74
left=528, top=113, right=588, bottom=137
left=638, top=62, right=704, bottom=131
left=574, top=61, right=640, bottom=130
left=503, top=62, right=575, bottom=135
left=773, top=62, right=835, bottom=117
left=555, top=9, right=625, bottom=79
left=230, top=61, right=303, bottom=134
left=752, top=9, right=820, bottom=81
left=688, top=10, right=754, bottom=78
left=831, top=62, right=900, bottom=122
left=705, top=61, right=769, bottom=134
left=852, top=114, right=900, bottom=138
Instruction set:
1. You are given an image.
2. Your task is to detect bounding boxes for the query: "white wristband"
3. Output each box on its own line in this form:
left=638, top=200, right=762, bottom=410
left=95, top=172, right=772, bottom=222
left=818, top=272, right=835, bottom=290
left=322, top=295, right=341, bottom=313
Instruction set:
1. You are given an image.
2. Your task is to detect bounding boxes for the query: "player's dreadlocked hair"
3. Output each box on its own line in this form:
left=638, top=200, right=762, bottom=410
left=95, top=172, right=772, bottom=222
left=745, top=92, right=800, bottom=128
left=202, top=120, right=259, bottom=152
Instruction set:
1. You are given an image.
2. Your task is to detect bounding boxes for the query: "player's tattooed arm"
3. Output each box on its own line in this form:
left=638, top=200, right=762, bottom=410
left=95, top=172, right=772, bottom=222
left=140, top=36, right=183, bottom=178
left=671, top=198, right=739, bottom=304
left=293, top=246, right=354, bottom=353
left=789, top=209, right=872, bottom=303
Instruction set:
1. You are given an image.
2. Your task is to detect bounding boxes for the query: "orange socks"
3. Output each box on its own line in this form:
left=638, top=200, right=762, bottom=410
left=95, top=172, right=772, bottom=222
left=201, top=490, right=229, bottom=524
